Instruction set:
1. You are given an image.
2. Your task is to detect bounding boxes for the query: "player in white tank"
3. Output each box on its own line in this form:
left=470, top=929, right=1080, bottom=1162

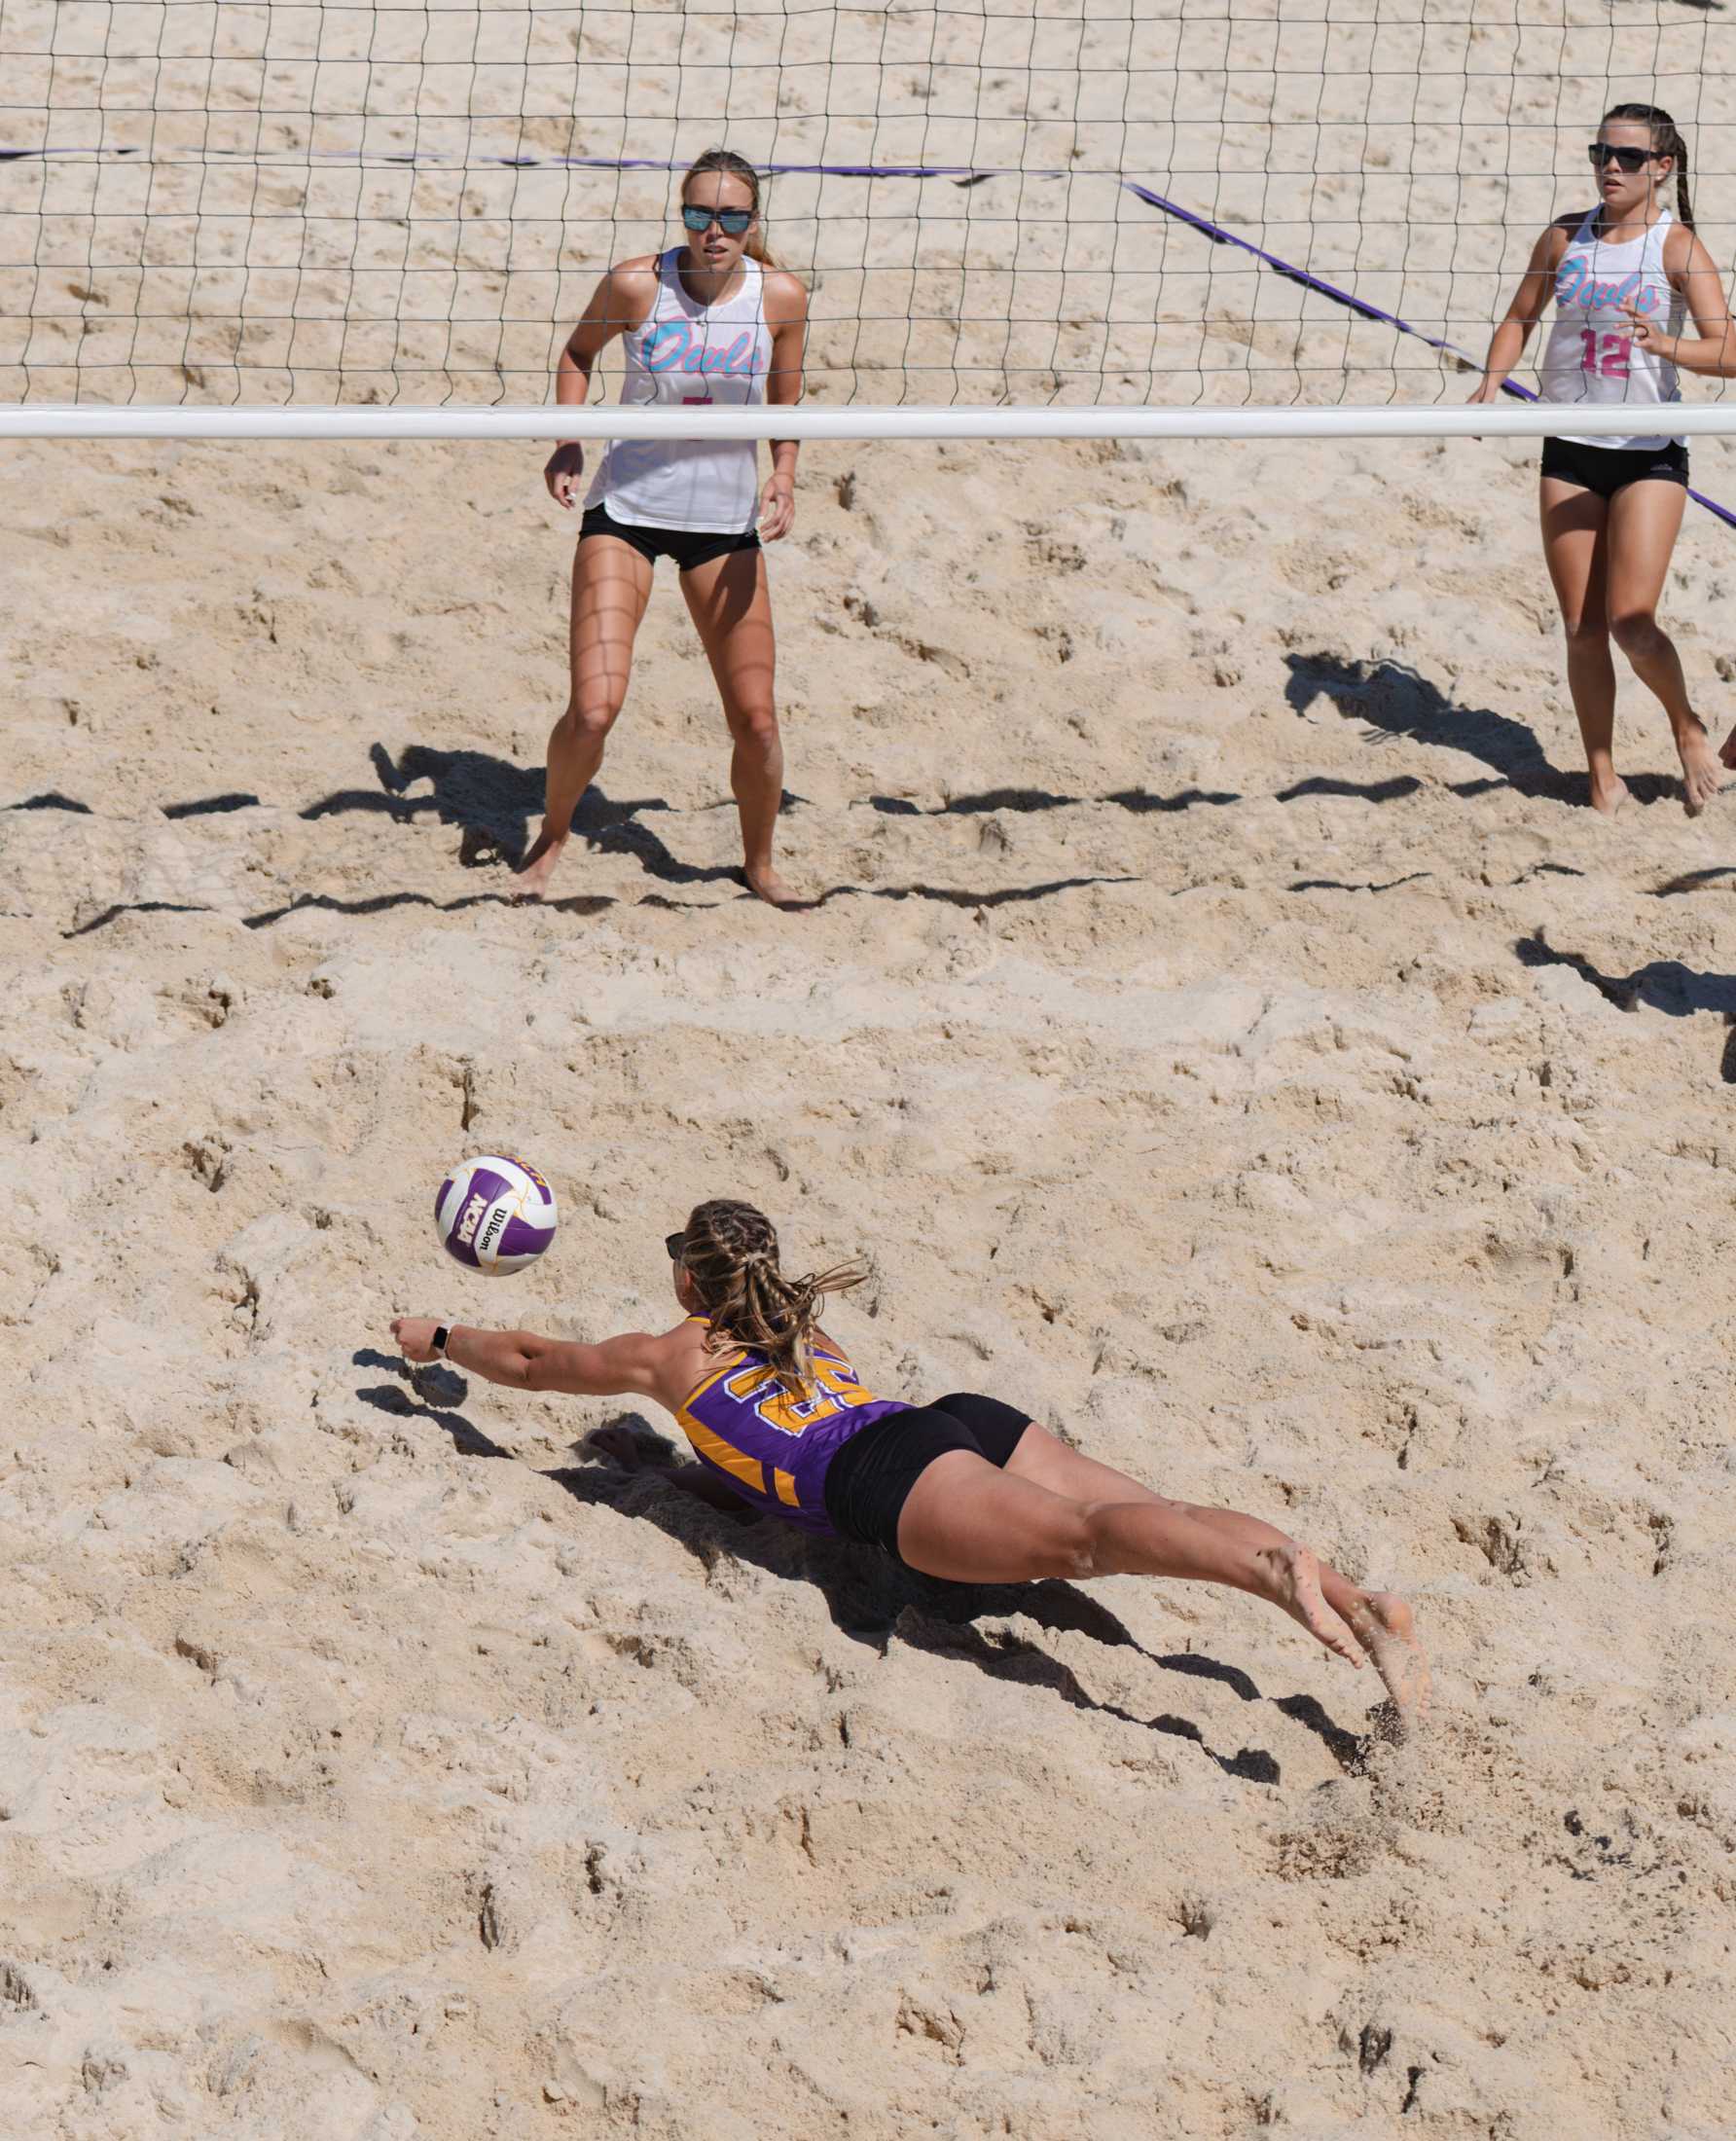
left=1473, top=105, right=1733, bottom=816
left=517, top=150, right=810, bottom=907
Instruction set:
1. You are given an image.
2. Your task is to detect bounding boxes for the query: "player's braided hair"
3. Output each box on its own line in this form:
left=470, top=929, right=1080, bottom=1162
left=1603, top=102, right=1694, bottom=230
left=677, top=1199, right=866, bottom=1393
left=682, top=148, right=778, bottom=267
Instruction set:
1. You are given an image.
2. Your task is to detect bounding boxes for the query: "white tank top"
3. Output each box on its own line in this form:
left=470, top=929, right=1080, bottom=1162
left=586, top=250, right=772, bottom=533
left=1538, top=208, right=1683, bottom=451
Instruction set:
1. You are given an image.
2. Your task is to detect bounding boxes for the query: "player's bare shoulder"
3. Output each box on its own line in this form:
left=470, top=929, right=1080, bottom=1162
left=1544, top=211, right=1582, bottom=256
left=1663, top=215, right=1709, bottom=281
left=600, top=254, right=665, bottom=316
left=761, top=266, right=810, bottom=326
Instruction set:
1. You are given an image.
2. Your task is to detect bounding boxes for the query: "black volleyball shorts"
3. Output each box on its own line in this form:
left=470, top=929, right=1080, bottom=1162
left=1539, top=436, right=1688, bottom=499
left=822, top=1392, right=1035, bottom=1559
left=580, top=500, right=760, bottom=572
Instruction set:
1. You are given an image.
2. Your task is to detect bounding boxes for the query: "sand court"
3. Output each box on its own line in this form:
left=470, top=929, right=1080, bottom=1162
left=4, top=419, right=1735, bottom=2134
left=6, top=0, right=1736, bottom=2126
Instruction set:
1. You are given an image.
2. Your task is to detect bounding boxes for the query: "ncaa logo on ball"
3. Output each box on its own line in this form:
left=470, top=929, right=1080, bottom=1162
left=436, top=1152, right=558, bottom=1277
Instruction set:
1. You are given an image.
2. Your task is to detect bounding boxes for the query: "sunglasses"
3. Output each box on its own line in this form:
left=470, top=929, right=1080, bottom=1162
left=681, top=204, right=754, bottom=236
left=1588, top=143, right=1657, bottom=173
left=666, top=1232, right=686, bottom=1261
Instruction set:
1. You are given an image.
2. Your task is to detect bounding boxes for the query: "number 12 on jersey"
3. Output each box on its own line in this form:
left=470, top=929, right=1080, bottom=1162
left=1578, top=330, right=1632, bottom=381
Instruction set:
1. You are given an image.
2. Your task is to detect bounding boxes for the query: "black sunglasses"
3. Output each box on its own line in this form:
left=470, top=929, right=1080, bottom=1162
left=682, top=204, right=754, bottom=236
left=1588, top=143, right=1657, bottom=173
left=666, top=1232, right=686, bottom=1261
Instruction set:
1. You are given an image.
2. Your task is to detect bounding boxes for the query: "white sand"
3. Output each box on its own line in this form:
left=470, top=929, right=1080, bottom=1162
left=6, top=0, right=1736, bottom=2129
left=4, top=421, right=1735, bottom=2137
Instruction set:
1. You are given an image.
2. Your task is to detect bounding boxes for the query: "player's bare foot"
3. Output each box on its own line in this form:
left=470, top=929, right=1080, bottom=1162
left=514, top=829, right=567, bottom=900
left=1719, top=718, right=1736, bottom=772
left=1588, top=772, right=1630, bottom=817
left=1676, top=722, right=1724, bottom=816
left=1348, top=1589, right=1431, bottom=1724
left=1254, top=1542, right=1364, bottom=1667
left=743, top=862, right=802, bottom=909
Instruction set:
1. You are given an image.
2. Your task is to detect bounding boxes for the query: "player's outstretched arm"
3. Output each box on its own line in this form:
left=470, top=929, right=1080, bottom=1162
left=390, top=1317, right=667, bottom=1397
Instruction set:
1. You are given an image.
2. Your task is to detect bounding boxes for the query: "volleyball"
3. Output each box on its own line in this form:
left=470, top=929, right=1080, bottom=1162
left=434, top=1154, right=558, bottom=1277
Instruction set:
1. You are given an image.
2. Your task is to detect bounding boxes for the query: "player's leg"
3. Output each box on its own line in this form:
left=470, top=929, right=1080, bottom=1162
left=894, top=1450, right=1366, bottom=1667
left=517, top=533, right=654, bottom=896
left=1604, top=477, right=1722, bottom=815
left=1000, top=1420, right=1427, bottom=1712
left=679, top=545, right=795, bottom=907
left=1539, top=475, right=1621, bottom=814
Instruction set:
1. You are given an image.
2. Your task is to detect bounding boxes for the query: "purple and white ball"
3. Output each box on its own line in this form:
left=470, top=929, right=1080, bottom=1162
left=435, top=1154, right=558, bottom=1276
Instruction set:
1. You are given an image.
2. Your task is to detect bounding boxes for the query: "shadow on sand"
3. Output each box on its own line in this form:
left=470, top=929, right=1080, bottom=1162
left=1516, top=930, right=1736, bottom=1082
left=1284, top=651, right=1685, bottom=808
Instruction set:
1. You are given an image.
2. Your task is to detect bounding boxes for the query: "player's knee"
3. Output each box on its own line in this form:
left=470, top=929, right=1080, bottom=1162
left=1561, top=612, right=1608, bottom=649
left=1036, top=1505, right=1099, bottom=1580
left=1609, top=609, right=1664, bottom=660
left=728, top=702, right=779, bottom=749
left=565, top=698, right=622, bottom=746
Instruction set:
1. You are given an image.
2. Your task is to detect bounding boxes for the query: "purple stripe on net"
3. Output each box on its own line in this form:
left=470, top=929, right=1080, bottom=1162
left=1121, top=179, right=1736, bottom=534
left=1122, top=181, right=1429, bottom=336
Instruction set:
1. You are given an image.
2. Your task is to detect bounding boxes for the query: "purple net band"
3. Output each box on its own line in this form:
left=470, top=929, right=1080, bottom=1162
left=1120, top=179, right=1736, bottom=535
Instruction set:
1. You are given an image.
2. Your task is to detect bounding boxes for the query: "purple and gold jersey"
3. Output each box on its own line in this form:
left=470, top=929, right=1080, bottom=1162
left=675, top=1320, right=908, bottom=1536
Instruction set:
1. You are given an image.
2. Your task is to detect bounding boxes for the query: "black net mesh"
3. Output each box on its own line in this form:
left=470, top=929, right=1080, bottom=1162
left=0, top=0, right=1728, bottom=408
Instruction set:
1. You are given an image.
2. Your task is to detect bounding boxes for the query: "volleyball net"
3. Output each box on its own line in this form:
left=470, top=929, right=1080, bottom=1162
left=2, top=0, right=1734, bottom=436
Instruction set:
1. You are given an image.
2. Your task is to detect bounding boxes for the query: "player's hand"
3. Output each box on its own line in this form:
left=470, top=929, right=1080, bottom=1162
left=1619, top=302, right=1670, bottom=358
left=1465, top=374, right=1506, bottom=442
left=544, top=444, right=586, bottom=508
left=1720, top=720, right=1736, bottom=771
left=758, top=471, right=796, bottom=542
left=391, top=1316, right=441, bottom=1364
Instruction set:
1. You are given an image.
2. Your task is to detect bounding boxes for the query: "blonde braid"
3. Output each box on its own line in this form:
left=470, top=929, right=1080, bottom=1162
left=678, top=1199, right=868, bottom=1394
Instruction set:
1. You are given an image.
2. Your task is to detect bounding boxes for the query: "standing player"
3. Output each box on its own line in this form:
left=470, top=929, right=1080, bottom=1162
left=1471, top=103, right=1733, bottom=816
left=517, top=151, right=809, bottom=906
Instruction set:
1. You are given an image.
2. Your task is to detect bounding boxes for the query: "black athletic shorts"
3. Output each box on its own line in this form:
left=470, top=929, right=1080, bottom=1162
left=823, top=1392, right=1035, bottom=1559
left=1540, top=436, right=1688, bottom=499
left=580, top=500, right=761, bottom=572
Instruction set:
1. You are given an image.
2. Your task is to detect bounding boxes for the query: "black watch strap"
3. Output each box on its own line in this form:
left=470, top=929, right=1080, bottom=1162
left=431, top=1325, right=452, bottom=1359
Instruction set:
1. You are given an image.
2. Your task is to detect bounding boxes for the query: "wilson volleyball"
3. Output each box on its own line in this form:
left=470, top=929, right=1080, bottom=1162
left=434, top=1154, right=557, bottom=1276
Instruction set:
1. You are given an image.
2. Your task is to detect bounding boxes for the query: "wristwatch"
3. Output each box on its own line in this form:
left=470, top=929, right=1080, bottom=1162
left=431, top=1325, right=452, bottom=1359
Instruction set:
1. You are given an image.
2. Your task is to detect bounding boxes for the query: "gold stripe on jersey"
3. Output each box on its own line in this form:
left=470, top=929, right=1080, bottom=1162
left=773, top=1469, right=800, bottom=1507
left=679, top=1413, right=767, bottom=1497
left=678, top=1355, right=742, bottom=1410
